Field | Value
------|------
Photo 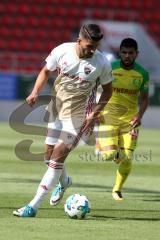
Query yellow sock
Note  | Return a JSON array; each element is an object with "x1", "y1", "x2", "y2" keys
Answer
[{"x1": 112, "y1": 160, "x2": 132, "y2": 192}]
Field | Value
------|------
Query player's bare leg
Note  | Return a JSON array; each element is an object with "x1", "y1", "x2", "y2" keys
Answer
[{"x1": 13, "y1": 142, "x2": 71, "y2": 217}]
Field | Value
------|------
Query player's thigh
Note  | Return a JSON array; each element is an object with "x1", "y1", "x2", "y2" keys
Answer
[
  {"x1": 45, "y1": 118, "x2": 62, "y2": 145},
  {"x1": 98, "y1": 124, "x2": 119, "y2": 147},
  {"x1": 58, "y1": 117, "x2": 84, "y2": 147},
  {"x1": 98, "y1": 124, "x2": 119, "y2": 160},
  {"x1": 119, "y1": 127, "x2": 140, "y2": 160}
]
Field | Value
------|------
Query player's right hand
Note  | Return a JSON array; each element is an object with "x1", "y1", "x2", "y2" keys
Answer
[{"x1": 26, "y1": 92, "x2": 38, "y2": 107}]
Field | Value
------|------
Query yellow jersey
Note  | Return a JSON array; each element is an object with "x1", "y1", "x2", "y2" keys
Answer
[{"x1": 101, "y1": 60, "x2": 149, "y2": 124}]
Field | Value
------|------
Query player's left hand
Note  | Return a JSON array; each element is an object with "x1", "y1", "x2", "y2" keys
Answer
[
  {"x1": 81, "y1": 112, "x2": 97, "y2": 134},
  {"x1": 131, "y1": 115, "x2": 141, "y2": 129},
  {"x1": 26, "y1": 91, "x2": 38, "y2": 107}
]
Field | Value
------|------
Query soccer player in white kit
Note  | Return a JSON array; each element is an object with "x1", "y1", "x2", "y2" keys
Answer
[{"x1": 13, "y1": 23, "x2": 113, "y2": 217}]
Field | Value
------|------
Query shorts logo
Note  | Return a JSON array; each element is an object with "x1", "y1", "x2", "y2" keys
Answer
[
  {"x1": 84, "y1": 67, "x2": 91, "y2": 75},
  {"x1": 67, "y1": 134, "x2": 73, "y2": 139}
]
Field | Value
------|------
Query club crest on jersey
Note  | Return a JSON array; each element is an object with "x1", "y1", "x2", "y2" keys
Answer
[
  {"x1": 84, "y1": 66, "x2": 91, "y2": 75},
  {"x1": 132, "y1": 78, "x2": 141, "y2": 87}
]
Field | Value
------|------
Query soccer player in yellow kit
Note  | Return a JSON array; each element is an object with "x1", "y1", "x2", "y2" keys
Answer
[{"x1": 98, "y1": 38, "x2": 149, "y2": 200}]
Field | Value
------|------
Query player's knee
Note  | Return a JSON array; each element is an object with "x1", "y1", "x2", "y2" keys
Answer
[
  {"x1": 101, "y1": 149, "x2": 118, "y2": 161},
  {"x1": 119, "y1": 160, "x2": 132, "y2": 174},
  {"x1": 119, "y1": 149, "x2": 133, "y2": 161},
  {"x1": 44, "y1": 144, "x2": 54, "y2": 161},
  {"x1": 118, "y1": 150, "x2": 132, "y2": 173},
  {"x1": 50, "y1": 142, "x2": 71, "y2": 162}
]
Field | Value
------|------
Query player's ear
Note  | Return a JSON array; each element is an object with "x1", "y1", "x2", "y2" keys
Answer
[{"x1": 77, "y1": 38, "x2": 81, "y2": 44}]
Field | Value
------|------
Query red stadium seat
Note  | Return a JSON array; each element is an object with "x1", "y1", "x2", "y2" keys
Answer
[
  {"x1": 82, "y1": 0, "x2": 95, "y2": 7},
  {"x1": 113, "y1": 11, "x2": 129, "y2": 21},
  {"x1": 118, "y1": 0, "x2": 130, "y2": 8},
  {"x1": 141, "y1": 11, "x2": 152, "y2": 22},
  {"x1": 154, "y1": 11, "x2": 160, "y2": 21},
  {"x1": 0, "y1": 3, "x2": 5, "y2": 14},
  {"x1": 60, "y1": 30, "x2": 71, "y2": 41},
  {"x1": 0, "y1": 63, "x2": 9, "y2": 71},
  {"x1": 149, "y1": 23, "x2": 159, "y2": 34},
  {"x1": 27, "y1": 16, "x2": 39, "y2": 27},
  {"x1": 36, "y1": 29, "x2": 48, "y2": 39},
  {"x1": 17, "y1": 4, "x2": 31, "y2": 15},
  {"x1": 104, "y1": 0, "x2": 119, "y2": 8},
  {"x1": 31, "y1": 5, "x2": 43, "y2": 15},
  {"x1": 43, "y1": 6, "x2": 54, "y2": 15},
  {"x1": 97, "y1": 0, "x2": 108, "y2": 7},
  {"x1": 23, "y1": 28, "x2": 35, "y2": 39},
  {"x1": 50, "y1": 18, "x2": 64, "y2": 28},
  {"x1": 69, "y1": 7, "x2": 81, "y2": 17},
  {"x1": 31, "y1": 41, "x2": 44, "y2": 52},
  {"x1": 48, "y1": 31, "x2": 60, "y2": 41},
  {"x1": 8, "y1": 40, "x2": 20, "y2": 51},
  {"x1": 0, "y1": 39, "x2": 7, "y2": 50},
  {"x1": 143, "y1": 0, "x2": 155, "y2": 9},
  {"x1": 12, "y1": 28, "x2": 23, "y2": 38},
  {"x1": 130, "y1": 0, "x2": 142, "y2": 9},
  {"x1": 38, "y1": 17, "x2": 51, "y2": 27},
  {"x1": 55, "y1": 7, "x2": 68, "y2": 17},
  {"x1": 69, "y1": 7, "x2": 87, "y2": 18},
  {"x1": 92, "y1": 9, "x2": 108, "y2": 19},
  {"x1": 0, "y1": 27, "x2": 10, "y2": 38},
  {"x1": 1, "y1": 16, "x2": 14, "y2": 25},
  {"x1": 70, "y1": 0, "x2": 82, "y2": 4},
  {"x1": 15, "y1": 16, "x2": 27, "y2": 26},
  {"x1": 45, "y1": 42, "x2": 56, "y2": 52},
  {"x1": 7, "y1": 4, "x2": 18, "y2": 14},
  {"x1": 19, "y1": 40, "x2": 32, "y2": 51}
]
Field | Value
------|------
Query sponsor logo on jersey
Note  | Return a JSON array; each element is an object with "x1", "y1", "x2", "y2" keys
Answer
[
  {"x1": 113, "y1": 73, "x2": 123, "y2": 76},
  {"x1": 84, "y1": 67, "x2": 91, "y2": 75},
  {"x1": 113, "y1": 87, "x2": 139, "y2": 94}
]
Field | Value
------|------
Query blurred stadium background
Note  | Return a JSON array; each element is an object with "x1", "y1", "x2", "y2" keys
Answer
[{"x1": 0, "y1": 0, "x2": 160, "y2": 125}]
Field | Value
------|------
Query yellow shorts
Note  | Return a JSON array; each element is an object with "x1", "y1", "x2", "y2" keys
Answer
[{"x1": 98, "y1": 123, "x2": 139, "y2": 160}]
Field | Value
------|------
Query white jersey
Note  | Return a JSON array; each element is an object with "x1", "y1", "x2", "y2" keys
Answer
[{"x1": 46, "y1": 42, "x2": 113, "y2": 120}]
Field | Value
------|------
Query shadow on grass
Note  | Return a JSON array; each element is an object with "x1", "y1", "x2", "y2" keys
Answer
[
  {"x1": 90, "y1": 215, "x2": 160, "y2": 221},
  {"x1": 90, "y1": 207, "x2": 160, "y2": 221},
  {"x1": 1, "y1": 206, "x2": 160, "y2": 220},
  {"x1": 1, "y1": 177, "x2": 160, "y2": 195},
  {"x1": 143, "y1": 199, "x2": 160, "y2": 202}
]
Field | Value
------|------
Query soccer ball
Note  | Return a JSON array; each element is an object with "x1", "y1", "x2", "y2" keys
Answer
[{"x1": 64, "y1": 193, "x2": 91, "y2": 219}]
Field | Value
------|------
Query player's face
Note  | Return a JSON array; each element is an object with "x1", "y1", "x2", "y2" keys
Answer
[
  {"x1": 119, "y1": 47, "x2": 138, "y2": 68},
  {"x1": 77, "y1": 38, "x2": 100, "y2": 59}
]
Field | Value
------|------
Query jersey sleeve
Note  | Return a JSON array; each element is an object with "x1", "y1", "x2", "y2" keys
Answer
[
  {"x1": 140, "y1": 70, "x2": 149, "y2": 93},
  {"x1": 45, "y1": 46, "x2": 59, "y2": 71},
  {"x1": 99, "y1": 59, "x2": 114, "y2": 85}
]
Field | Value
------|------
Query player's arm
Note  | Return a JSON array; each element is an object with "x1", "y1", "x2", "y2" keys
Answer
[
  {"x1": 26, "y1": 65, "x2": 51, "y2": 107},
  {"x1": 131, "y1": 92, "x2": 149, "y2": 128},
  {"x1": 82, "y1": 82, "x2": 112, "y2": 131},
  {"x1": 93, "y1": 82, "x2": 112, "y2": 117},
  {"x1": 131, "y1": 70, "x2": 149, "y2": 128}
]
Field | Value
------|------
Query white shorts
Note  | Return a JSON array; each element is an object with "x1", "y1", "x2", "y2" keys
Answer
[{"x1": 45, "y1": 117, "x2": 87, "y2": 146}]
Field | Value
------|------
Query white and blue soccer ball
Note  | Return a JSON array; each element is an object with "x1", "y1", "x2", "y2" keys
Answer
[{"x1": 64, "y1": 193, "x2": 91, "y2": 219}]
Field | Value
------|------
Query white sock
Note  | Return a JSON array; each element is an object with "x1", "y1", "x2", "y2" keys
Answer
[
  {"x1": 29, "y1": 160, "x2": 63, "y2": 210},
  {"x1": 59, "y1": 165, "x2": 69, "y2": 188}
]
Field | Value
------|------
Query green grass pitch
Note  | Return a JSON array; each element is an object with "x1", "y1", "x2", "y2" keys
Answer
[{"x1": 0, "y1": 122, "x2": 160, "y2": 240}]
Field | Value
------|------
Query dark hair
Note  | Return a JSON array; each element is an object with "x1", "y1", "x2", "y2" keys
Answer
[
  {"x1": 79, "y1": 24, "x2": 103, "y2": 41},
  {"x1": 120, "y1": 38, "x2": 138, "y2": 51}
]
